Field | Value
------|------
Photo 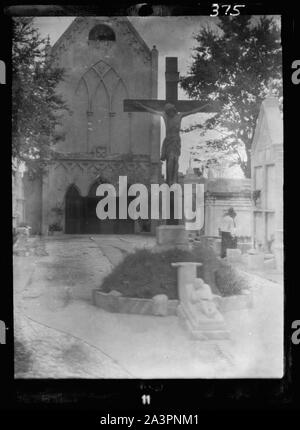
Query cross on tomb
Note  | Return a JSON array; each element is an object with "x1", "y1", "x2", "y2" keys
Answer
[
  {"x1": 124, "y1": 56, "x2": 220, "y2": 186},
  {"x1": 124, "y1": 57, "x2": 220, "y2": 119},
  {"x1": 124, "y1": 56, "x2": 220, "y2": 225}
]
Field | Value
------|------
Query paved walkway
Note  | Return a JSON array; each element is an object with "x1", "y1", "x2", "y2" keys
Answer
[{"x1": 14, "y1": 235, "x2": 283, "y2": 378}]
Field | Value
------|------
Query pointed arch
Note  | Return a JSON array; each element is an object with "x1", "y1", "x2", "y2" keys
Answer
[
  {"x1": 65, "y1": 183, "x2": 81, "y2": 197},
  {"x1": 91, "y1": 61, "x2": 128, "y2": 111},
  {"x1": 74, "y1": 59, "x2": 131, "y2": 155},
  {"x1": 73, "y1": 78, "x2": 89, "y2": 152},
  {"x1": 90, "y1": 66, "x2": 111, "y2": 108},
  {"x1": 75, "y1": 76, "x2": 89, "y2": 97},
  {"x1": 111, "y1": 77, "x2": 129, "y2": 105},
  {"x1": 89, "y1": 79, "x2": 110, "y2": 150},
  {"x1": 110, "y1": 78, "x2": 131, "y2": 154},
  {"x1": 88, "y1": 177, "x2": 107, "y2": 197}
]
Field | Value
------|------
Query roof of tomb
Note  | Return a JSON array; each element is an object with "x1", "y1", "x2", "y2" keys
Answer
[
  {"x1": 251, "y1": 96, "x2": 283, "y2": 154},
  {"x1": 206, "y1": 178, "x2": 251, "y2": 194}
]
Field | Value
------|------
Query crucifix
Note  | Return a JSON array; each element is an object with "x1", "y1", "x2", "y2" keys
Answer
[{"x1": 124, "y1": 57, "x2": 220, "y2": 186}]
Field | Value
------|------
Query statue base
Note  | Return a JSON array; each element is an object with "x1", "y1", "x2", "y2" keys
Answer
[
  {"x1": 156, "y1": 224, "x2": 189, "y2": 249},
  {"x1": 177, "y1": 304, "x2": 230, "y2": 340}
]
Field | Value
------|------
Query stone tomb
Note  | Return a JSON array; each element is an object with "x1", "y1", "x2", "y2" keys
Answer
[
  {"x1": 177, "y1": 165, "x2": 252, "y2": 256},
  {"x1": 172, "y1": 262, "x2": 230, "y2": 340},
  {"x1": 156, "y1": 224, "x2": 188, "y2": 249},
  {"x1": 251, "y1": 95, "x2": 283, "y2": 271}
]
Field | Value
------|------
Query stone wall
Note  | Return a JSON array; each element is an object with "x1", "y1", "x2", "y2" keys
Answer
[
  {"x1": 33, "y1": 17, "x2": 162, "y2": 235},
  {"x1": 51, "y1": 17, "x2": 160, "y2": 161},
  {"x1": 41, "y1": 156, "x2": 160, "y2": 234}
]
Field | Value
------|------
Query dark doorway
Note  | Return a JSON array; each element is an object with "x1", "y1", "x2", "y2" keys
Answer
[
  {"x1": 81, "y1": 180, "x2": 135, "y2": 234},
  {"x1": 65, "y1": 181, "x2": 137, "y2": 234},
  {"x1": 115, "y1": 197, "x2": 135, "y2": 234},
  {"x1": 65, "y1": 185, "x2": 83, "y2": 234}
]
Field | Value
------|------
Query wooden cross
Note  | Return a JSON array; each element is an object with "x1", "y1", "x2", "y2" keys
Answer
[{"x1": 124, "y1": 57, "x2": 220, "y2": 115}]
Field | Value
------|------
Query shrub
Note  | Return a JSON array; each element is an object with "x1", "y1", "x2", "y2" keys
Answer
[
  {"x1": 215, "y1": 260, "x2": 249, "y2": 296},
  {"x1": 100, "y1": 242, "x2": 247, "y2": 299}
]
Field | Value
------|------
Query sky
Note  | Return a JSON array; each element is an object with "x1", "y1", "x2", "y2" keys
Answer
[{"x1": 34, "y1": 16, "x2": 243, "y2": 176}]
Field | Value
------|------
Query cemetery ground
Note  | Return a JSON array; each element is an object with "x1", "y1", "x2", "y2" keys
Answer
[{"x1": 14, "y1": 235, "x2": 283, "y2": 378}]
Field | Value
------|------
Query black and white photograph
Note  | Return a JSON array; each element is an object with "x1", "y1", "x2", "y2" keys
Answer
[{"x1": 11, "y1": 8, "x2": 284, "y2": 380}]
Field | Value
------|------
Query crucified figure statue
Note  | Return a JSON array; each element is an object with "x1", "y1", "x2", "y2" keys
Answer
[{"x1": 135, "y1": 101, "x2": 209, "y2": 185}]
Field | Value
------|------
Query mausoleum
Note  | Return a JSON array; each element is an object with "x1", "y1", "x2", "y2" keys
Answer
[{"x1": 251, "y1": 95, "x2": 283, "y2": 269}]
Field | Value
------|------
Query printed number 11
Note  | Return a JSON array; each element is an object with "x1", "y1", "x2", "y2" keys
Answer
[{"x1": 142, "y1": 394, "x2": 151, "y2": 405}]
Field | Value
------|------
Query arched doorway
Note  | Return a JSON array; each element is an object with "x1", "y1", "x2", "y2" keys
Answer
[
  {"x1": 83, "y1": 179, "x2": 135, "y2": 234},
  {"x1": 65, "y1": 185, "x2": 83, "y2": 234},
  {"x1": 65, "y1": 180, "x2": 136, "y2": 234},
  {"x1": 83, "y1": 179, "x2": 105, "y2": 234}
]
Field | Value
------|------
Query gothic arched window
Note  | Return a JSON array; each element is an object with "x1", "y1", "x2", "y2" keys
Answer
[{"x1": 88, "y1": 24, "x2": 116, "y2": 42}]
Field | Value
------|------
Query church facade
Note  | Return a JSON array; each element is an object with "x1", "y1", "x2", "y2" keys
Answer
[{"x1": 26, "y1": 17, "x2": 161, "y2": 235}]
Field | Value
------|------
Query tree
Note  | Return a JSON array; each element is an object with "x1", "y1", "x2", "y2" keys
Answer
[
  {"x1": 180, "y1": 15, "x2": 282, "y2": 178},
  {"x1": 12, "y1": 18, "x2": 67, "y2": 176}
]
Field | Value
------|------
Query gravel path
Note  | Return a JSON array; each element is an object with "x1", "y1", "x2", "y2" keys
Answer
[
  {"x1": 15, "y1": 313, "x2": 132, "y2": 378},
  {"x1": 14, "y1": 237, "x2": 133, "y2": 378}
]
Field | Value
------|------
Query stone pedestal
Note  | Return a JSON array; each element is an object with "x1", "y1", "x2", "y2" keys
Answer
[
  {"x1": 171, "y1": 262, "x2": 202, "y2": 301},
  {"x1": 171, "y1": 263, "x2": 230, "y2": 340},
  {"x1": 246, "y1": 250, "x2": 265, "y2": 270},
  {"x1": 156, "y1": 224, "x2": 189, "y2": 248},
  {"x1": 177, "y1": 303, "x2": 230, "y2": 340}
]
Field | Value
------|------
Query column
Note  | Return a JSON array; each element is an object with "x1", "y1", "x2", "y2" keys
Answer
[{"x1": 150, "y1": 46, "x2": 160, "y2": 164}]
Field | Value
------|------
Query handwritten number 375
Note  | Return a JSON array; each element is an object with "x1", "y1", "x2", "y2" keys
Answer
[{"x1": 210, "y1": 4, "x2": 245, "y2": 16}]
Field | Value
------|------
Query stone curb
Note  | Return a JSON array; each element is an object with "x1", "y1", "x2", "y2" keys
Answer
[
  {"x1": 92, "y1": 290, "x2": 253, "y2": 316},
  {"x1": 93, "y1": 290, "x2": 179, "y2": 316}
]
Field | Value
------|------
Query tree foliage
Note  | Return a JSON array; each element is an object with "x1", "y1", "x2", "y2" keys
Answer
[
  {"x1": 180, "y1": 15, "x2": 282, "y2": 178},
  {"x1": 12, "y1": 18, "x2": 67, "y2": 176}
]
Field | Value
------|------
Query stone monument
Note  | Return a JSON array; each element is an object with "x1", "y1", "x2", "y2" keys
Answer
[
  {"x1": 172, "y1": 262, "x2": 230, "y2": 340},
  {"x1": 124, "y1": 56, "x2": 220, "y2": 248},
  {"x1": 251, "y1": 94, "x2": 283, "y2": 271}
]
